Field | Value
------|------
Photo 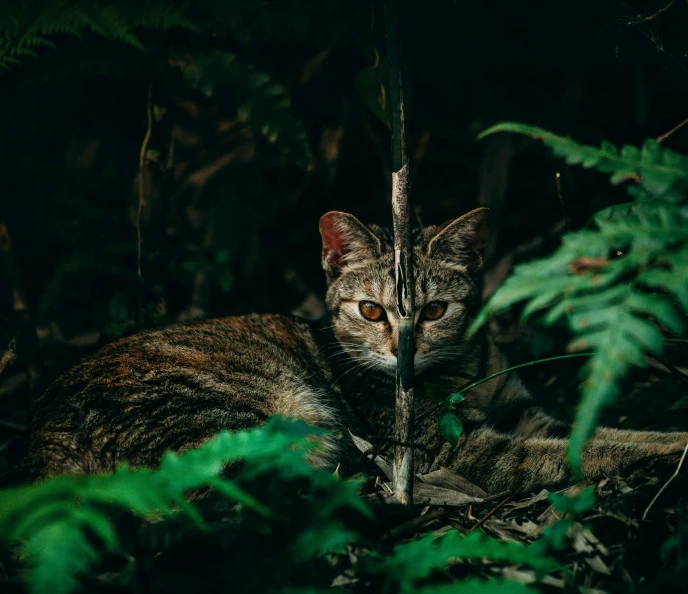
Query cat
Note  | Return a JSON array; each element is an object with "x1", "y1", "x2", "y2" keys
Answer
[{"x1": 22, "y1": 208, "x2": 688, "y2": 494}]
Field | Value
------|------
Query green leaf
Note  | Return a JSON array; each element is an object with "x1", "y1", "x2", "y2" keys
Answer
[
  {"x1": 374, "y1": 530, "x2": 556, "y2": 590},
  {"x1": 469, "y1": 195, "x2": 688, "y2": 476},
  {"x1": 671, "y1": 395, "x2": 688, "y2": 410},
  {"x1": 477, "y1": 122, "x2": 688, "y2": 203},
  {"x1": 549, "y1": 487, "x2": 595, "y2": 515},
  {"x1": 439, "y1": 413, "x2": 463, "y2": 445},
  {"x1": 0, "y1": 417, "x2": 370, "y2": 594},
  {"x1": 449, "y1": 392, "x2": 465, "y2": 404},
  {"x1": 541, "y1": 519, "x2": 573, "y2": 551},
  {"x1": 417, "y1": 579, "x2": 536, "y2": 594},
  {"x1": 0, "y1": 2, "x2": 200, "y2": 72},
  {"x1": 173, "y1": 48, "x2": 312, "y2": 167}
]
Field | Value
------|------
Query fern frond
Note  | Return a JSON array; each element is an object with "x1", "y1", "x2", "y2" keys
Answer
[
  {"x1": 373, "y1": 530, "x2": 556, "y2": 592},
  {"x1": 0, "y1": 1, "x2": 199, "y2": 72},
  {"x1": 415, "y1": 579, "x2": 536, "y2": 594},
  {"x1": 172, "y1": 48, "x2": 312, "y2": 167},
  {"x1": 478, "y1": 122, "x2": 688, "y2": 202},
  {"x1": 471, "y1": 199, "x2": 688, "y2": 474},
  {"x1": 0, "y1": 417, "x2": 367, "y2": 594}
]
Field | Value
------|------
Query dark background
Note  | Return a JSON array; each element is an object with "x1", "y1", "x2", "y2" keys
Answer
[{"x1": 2, "y1": 0, "x2": 688, "y2": 470}]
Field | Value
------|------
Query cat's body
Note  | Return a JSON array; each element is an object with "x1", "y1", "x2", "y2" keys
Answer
[{"x1": 22, "y1": 209, "x2": 688, "y2": 494}]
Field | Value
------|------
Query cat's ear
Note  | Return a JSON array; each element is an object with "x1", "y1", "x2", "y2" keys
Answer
[
  {"x1": 426, "y1": 207, "x2": 490, "y2": 272},
  {"x1": 320, "y1": 211, "x2": 381, "y2": 279}
]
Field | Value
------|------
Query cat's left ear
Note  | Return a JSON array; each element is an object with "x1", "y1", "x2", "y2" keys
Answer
[
  {"x1": 319, "y1": 211, "x2": 381, "y2": 281},
  {"x1": 426, "y1": 207, "x2": 490, "y2": 271}
]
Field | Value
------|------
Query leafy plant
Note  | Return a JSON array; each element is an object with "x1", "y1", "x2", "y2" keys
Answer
[
  {"x1": 542, "y1": 487, "x2": 597, "y2": 550},
  {"x1": 471, "y1": 122, "x2": 688, "y2": 474},
  {"x1": 181, "y1": 248, "x2": 234, "y2": 293},
  {"x1": 0, "y1": 0, "x2": 199, "y2": 71},
  {"x1": 1, "y1": 412, "x2": 568, "y2": 594},
  {"x1": 370, "y1": 530, "x2": 556, "y2": 592},
  {"x1": 477, "y1": 122, "x2": 688, "y2": 203},
  {"x1": 426, "y1": 382, "x2": 464, "y2": 445},
  {"x1": 171, "y1": 47, "x2": 312, "y2": 167},
  {"x1": 0, "y1": 417, "x2": 369, "y2": 594}
]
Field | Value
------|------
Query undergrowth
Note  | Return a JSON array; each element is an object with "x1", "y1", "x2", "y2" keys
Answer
[
  {"x1": 0, "y1": 0, "x2": 312, "y2": 168},
  {"x1": 0, "y1": 417, "x2": 560, "y2": 594},
  {"x1": 471, "y1": 122, "x2": 688, "y2": 474},
  {"x1": 2, "y1": 3, "x2": 688, "y2": 593}
]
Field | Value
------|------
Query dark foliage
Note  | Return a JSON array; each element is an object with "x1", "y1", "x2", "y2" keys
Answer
[{"x1": 1, "y1": 1, "x2": 688, "y2": 593}]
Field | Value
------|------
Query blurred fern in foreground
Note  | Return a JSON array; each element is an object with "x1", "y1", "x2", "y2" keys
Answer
[
  {"x1": 0, "y1": 416, "x2": 556, "y2": 594},
  {"x1": 472, "y1": 122, "x2": 688, "y2": 474},
  {"x1": 0, "y1": 418, "x2": 367, "y2": 594}
]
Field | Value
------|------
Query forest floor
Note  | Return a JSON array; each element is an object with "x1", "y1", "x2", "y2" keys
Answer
[{"x1": 2, "y1": 317, "x2": 688, "y2": 593}]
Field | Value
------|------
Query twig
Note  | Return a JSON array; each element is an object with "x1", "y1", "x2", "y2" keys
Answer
[
  {"x1": 626, "y1": 0, "x2": 676, "y2": 25},
  {"x1": 0, "y1": 343, "x2": 18, "y2": 381},
  {"x1": 137, "y1": 82, "x2": 154, "y2": 281},
  {"x1": 468, "y1": 493, "x2": 514, "y2": 533},
  {"x1": 642, "y1": 441, "x2": 688, "y2": 521},
  {"x1": 656, "y1": 118, "x2": 688, "y2": 143},
  {"x1": 385, "y1": 0, "x2": 415, "y2": 506},
  {"x1": 387, "y1": 508, "x2": 449, "y2": 541},
  {"x1": 650, "y1": 354, "x2": 688, "y2": 387},
  {"x1": 475, "y1": 490, "x2": 511, "y2": 504},
  {"x1": 555, "y1": 172, "x2": 570, "y2": 231}
]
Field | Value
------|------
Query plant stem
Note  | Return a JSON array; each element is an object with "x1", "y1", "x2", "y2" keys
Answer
[
  {"x1": 385, "y1": 0, "x2": 414, "y2": 506},
  {"x1": 455, "y1": 353, "x2": 593, "y2": 398}
]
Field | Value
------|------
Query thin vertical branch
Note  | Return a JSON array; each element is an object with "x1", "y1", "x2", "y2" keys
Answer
[
  {"x1": 555, "y1": 172, "x2": 570, "y2": 231},
  {"x1": 137, "y1": 83, "x2": 153, "y2": 281},
  {"x1": 385, "y1": 0, "x2": 415, "y2": 505}
]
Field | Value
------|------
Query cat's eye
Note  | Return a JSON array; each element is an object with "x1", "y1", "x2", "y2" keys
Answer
[
  {"x1": 422, "y1": 301, "x2": 448, "y2": 321},
  {"x1": 359, "y1": 301, "x2": 386, "y2": 322}
]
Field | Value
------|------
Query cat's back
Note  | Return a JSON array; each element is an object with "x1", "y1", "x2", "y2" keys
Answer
[{"x1": 24, "y1": 314, "x2": 340, "y2": 480}]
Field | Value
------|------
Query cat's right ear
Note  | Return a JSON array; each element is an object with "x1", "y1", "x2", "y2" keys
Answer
[{"x1": 319, "y1": 212, "x2": 381, "y2": 280}]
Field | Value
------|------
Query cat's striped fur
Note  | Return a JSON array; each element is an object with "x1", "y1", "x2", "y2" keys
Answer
[{"x1": 22, "y1": 209, "x2": 688, "y2": 493}]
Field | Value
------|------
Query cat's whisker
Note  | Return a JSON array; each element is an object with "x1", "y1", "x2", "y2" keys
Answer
[
  {"x1": 347, "y1": 361, "x2": 378, "y2": 384},
  {"x1": 324, "y1": 349, "x2": 367, "y2": 362}
]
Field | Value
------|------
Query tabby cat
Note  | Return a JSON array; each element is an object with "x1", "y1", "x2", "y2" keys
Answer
[{"x1": 23, "y1": 208, "x2": 688, "y2": 494}]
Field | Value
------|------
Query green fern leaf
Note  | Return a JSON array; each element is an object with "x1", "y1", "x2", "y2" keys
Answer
[
  {"x1": 0, "y1": 417, "x2": 366, "y2": 594},
  {"x1": 0, "y1": 1, "x2": 199, "y2": 72},
  {"x1": 416, "y1": 579, "x2": 536, "y2": 594},
  {"x1": 374, "y1": 530, "x2": 556, "y2": 591},
  {"x1": 471, "y1": 201, "x2": 688, "y2": 475},
  {"x1": 478, "y1": 122, "x2": 688, "y2": 202},
  {"x1": 172, "y1": 48, "x2": 312, "y2": 167}
]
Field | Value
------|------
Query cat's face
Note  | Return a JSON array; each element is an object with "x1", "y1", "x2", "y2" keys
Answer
[{"x1": 320, "y1": 208, "x2": 489, "y2": 377}]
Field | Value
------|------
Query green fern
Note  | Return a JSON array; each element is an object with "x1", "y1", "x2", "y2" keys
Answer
[
  {"x1": 0, "y1": 417, "x2": 368, "y2": 594},
  {"x1": 171, "y1": 48, "x2": 312, "y2": 167},
  {"x1": 477, "y1": 122, "x2": 688, "y2": 203},
  {"x1": 472, "y1": 123, "x2": 688, "y2": 474},
  {"x1": 372, "y1": 530, "x2": 556, "y2": 592},
  {"x1": 414, "y1": 581, "x2": 535, "y2": 594},
  {"x1": 0, "y1": 1, "x2": 199, "y2": 71}
]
